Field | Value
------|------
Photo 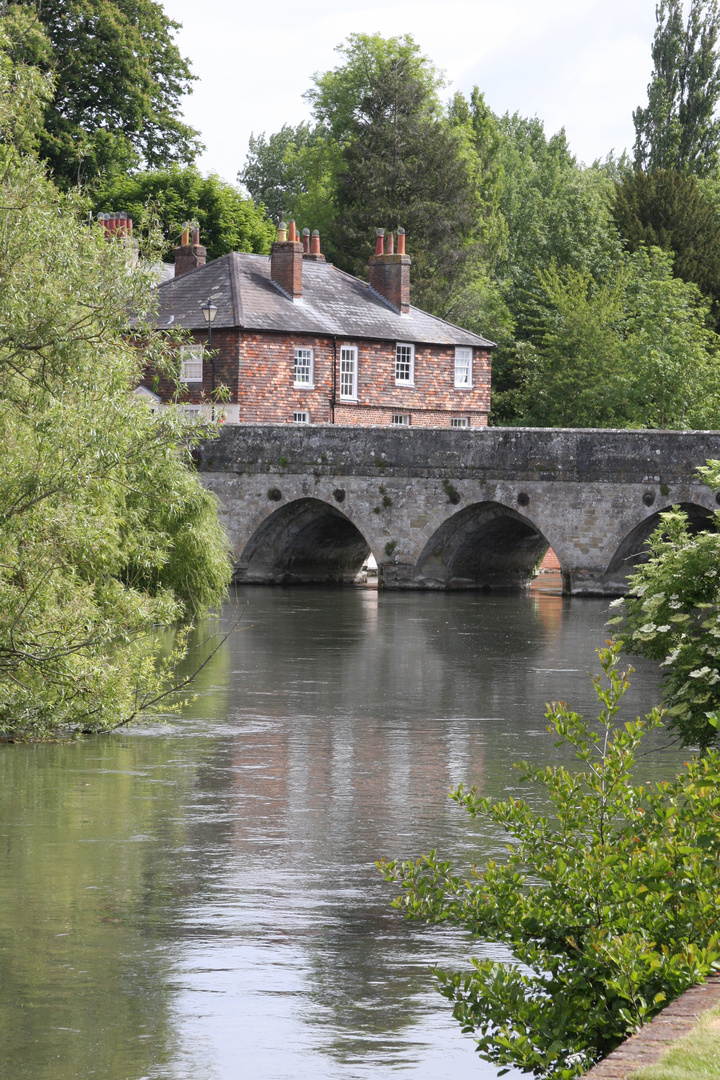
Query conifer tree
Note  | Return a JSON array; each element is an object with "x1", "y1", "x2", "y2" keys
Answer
[{"x1": 633, "y1": 0, "x2": 720, "y2": 174}]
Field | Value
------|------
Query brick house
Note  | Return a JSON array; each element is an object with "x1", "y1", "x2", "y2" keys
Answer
[{"x1": 147, "y1": 222, "x2": 494, "y2": 427}]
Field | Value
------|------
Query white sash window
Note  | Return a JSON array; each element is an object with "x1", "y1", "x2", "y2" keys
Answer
[
  {"x1": 395, "y1": 343, "x2": 415, "y2": 385},
  {"x1": 180, "y1": 344, "x2": 203, "y2": 383},
  {"x1": 294, "y1": 347, "x2": 314, "y2": 387},
  {"x1": 339, "y1": 346, "x2": 358, "y2": 400},
  {"x1": 454, "y1": 347, "x2": 472, "y2": 388}
]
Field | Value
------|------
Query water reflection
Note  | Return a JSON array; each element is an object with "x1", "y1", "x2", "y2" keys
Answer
[{"x1": 0, "y1": 588, "x2": 684, "y2": 1080}]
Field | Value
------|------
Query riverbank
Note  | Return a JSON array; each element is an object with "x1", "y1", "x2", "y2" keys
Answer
[{"x1": 584, "y1": 977, "x2": 720, "y2": 1079}]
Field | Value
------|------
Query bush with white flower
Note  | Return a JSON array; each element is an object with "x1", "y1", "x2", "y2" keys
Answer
[{"x1": 610, "y1": 461, "x2": 720, "y2": 749}]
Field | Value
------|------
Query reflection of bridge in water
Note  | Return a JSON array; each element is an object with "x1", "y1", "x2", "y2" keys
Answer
[{"x1": 197, "y1": 425, "x2": 720, "y2": 596}]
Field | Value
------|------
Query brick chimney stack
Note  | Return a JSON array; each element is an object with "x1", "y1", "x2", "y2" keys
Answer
[
  {"x1": 174, "y1": 224, "x2": 207, "y2": 277},
  {"x1": 270, "y1": 220, "x2": 303, "y2": 298},
  {"x1": 369, "y1": 226, "x2": 410, "y2": 313}
]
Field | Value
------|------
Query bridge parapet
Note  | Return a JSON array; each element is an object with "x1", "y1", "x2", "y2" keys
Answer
[
  {"x1": 197, "y1": 425, "x2": 720, "y2": 596},
  {"x1": 198, "y1": 424, "x2": 720, "y2": 486}
]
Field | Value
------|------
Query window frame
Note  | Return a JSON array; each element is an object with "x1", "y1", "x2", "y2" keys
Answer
[
  {"x1": 292, "y1": 410, "x2": 310, "y2": 424},
  {"x1": 454, "y1": 346, "x2": 473, "y2": 389},
  {"x1": 451, "y1": 417, "x2": 469, "y2": 428},
  {"x1": 293, "y1": 346, "x2": 314, "y2": 388},
  {"x1": 395, "y1": 342, "x2": 415, "y2": 386},
  {"x1": 180, "y1": 343, "x2": 203, "y2": 384},
  {"x1": 391, "y1": 413, "x2": 411, "y2": 426},
  {"x1": 339, "y1": 345, "x2": 358, "y2": 401}
]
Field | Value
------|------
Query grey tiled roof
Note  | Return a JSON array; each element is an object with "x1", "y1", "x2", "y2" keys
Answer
[{"x1": 152, "y1": 252, "x2": 494, "y2": 348}]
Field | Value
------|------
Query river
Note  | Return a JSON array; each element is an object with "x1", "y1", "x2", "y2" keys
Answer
[{"x1": 0, "y1": 586, "x2": 689, "y2": 1080}]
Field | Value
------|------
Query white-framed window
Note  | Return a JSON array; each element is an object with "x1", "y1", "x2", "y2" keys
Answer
[
  {"x1": 294, "y1": 347, "x2": 314, "y2": 387},
  {"x1": 392, "y1": 413, "x2": 410, "y2": 426},
  {"x1": 339, "y1": 345, "x2": 358, "y2": 400},
  {"x1": 454, "y1": 347, "x2": 473, "y2": 388},
  {"x1": 180, "y1": 343, "x2": 203, "y2": 383},
  {"x1": 395, "y1": 343, "x2": 414, "y2": 385},
  {"x1": 293, "y1": 410, "x2": 310, "y2": 424},
  {"x1": 451, "y1": 417, "x2": 469, "y2": 428},
  {"x1": 184, "y1": 404, "x2": 202, "y2": 418}
]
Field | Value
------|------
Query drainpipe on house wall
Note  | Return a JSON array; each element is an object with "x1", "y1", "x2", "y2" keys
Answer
[{"x1": 330, "y1": 337, "x2": 337, "y2": 424}]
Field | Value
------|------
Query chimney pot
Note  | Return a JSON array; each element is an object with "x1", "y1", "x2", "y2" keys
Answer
[
  {"x1": 397, "y1": 227, "x2": 405, "y2": 255},
  {"x1": 302, "y1": 228, "x2": 310, "y2": 254},
  {"x1": 304, "y1": 229, "x2": 325, "y2": 261},
  {"x1": 181, "y1": 226, "x2": 189, "y2": 246},
  {"x1": 388, "y1": 232, "x2": 394, "y2": 254},
  {"x1": 375, "y1": 228, "x2": 385, "y2": 256},
  {"x1": 192, "y1": 227, "x2": 200, "y2": 245},
  {"x1": 288, "y1": 220, "x2": 297, "y2": 242},
  {"x1": 278, "y1": 221, "x2": 287, "y2": 243}
]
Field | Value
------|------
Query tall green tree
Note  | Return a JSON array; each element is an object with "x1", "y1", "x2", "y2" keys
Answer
[
  {"x1": 309, "y1": 34, "x2": 479, "y2": 301},
  {"x1": 7, "y1": 0, "x2": 201, "y2": 186},
  {"x1": 0, "y1": 17, "x2": 232, "y2": 740},
  {"x1": 92, "y1": 166, "x2": 276, "y2": 260},
  {"x1": 239, "y1": 121, "x2": 340, "y2": 245},
  {"x1": 473, "y1": 112, "x2": 621, "y2": 423},
  {"x1": 514, "y1": 247, "x2": 720, "y2": 429},
  {"x1": 612, "y1": 168, "x2": 720, "y2": 320},
  {"x1": 633, "y1": 0, "x2": 720, "y2": 174}
]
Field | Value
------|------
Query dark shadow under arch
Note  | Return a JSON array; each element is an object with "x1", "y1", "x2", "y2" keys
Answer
[
  {"x1": 414, "y1": 502, "x2": 550, "y2": 590},
  {"x1": 236, "y1": 498, "x2": 371, "y2": 585},
  {"x1": 606, "y1": 502, "x2": 717, "y2": 591}
]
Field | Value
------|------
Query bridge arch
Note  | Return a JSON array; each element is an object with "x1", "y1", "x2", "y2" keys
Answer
[
  {"x1": 605, "y1": 502, "x2": 717, "y2": 591},
  {"x1": 235, "y1": 497, "x2": 372, "y2": 585},
  {"x1": 413, "y1": 501, "x2": 551, "y2": 589}
]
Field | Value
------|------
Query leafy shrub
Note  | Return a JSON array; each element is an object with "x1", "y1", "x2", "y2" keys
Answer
[{"x1": 380, "y1": 643, "x2": 720, "y2": 1078}]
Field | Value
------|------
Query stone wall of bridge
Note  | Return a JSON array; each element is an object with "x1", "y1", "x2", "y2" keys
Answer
[{"x1": 196, "y1": 425, "x2": 720, "y2": 595}]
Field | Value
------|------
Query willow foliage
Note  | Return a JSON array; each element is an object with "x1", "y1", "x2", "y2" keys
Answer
[{"x1": 0, "y1": 22, "x2": 232, "y2": 740}]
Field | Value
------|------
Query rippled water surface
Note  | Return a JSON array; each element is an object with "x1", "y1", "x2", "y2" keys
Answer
[{"x1": 0, "y1": 587, "x2": 688, "y2": 1080}]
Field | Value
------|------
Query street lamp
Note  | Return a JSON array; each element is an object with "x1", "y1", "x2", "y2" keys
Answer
[{"x1": 201, "y1": 298, "x2": 218, "y2": 419}]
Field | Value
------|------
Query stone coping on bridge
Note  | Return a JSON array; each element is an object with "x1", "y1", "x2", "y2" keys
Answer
[
  {"x1": 582, "y1": 975, "x2": 720, "y2": 1078},
  {"x1": 199, "y1": 424, "x2": 720, "y2": 486}
]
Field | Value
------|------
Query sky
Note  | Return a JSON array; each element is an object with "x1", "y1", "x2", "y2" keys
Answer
[{"x1": 161, "y1": 0, "x2": 661, "y2": 185}]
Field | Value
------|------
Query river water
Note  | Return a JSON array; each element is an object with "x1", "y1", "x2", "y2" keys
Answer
[{"x1": 0, "y1": 586, "x2": 689, "y2": 1080}]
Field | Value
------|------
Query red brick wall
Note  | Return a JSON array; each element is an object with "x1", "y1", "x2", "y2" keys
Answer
[
  {"x1": 237, "y1": 331, "x2": 491, "y2": 426},
  {"x1": 145, "y1": 328, "x2": 491, "y2": 427},
  {"x1": 144, "y1": 327, "x2": 241, "y2": 405}
]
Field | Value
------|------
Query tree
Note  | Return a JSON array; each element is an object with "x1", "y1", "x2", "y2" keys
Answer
[
  {"x1": 513, "y1": 247, "x2": 720, "y2": 429},
  {"x1": 310, "y1": 34, "x2": 479, "y2": 301},
  {"x1": 471, "y1": 112, "x2": 621, "y2": 423},
  {"x1": 238, "y1": 35, "x2": 481, "y2": 307},
  {"x1": 381, "y1": 643, "x2": 720, "y2": 1078},
  {"x1": 611, "y1": 462, "x2": 720, "y2": 750},
  {"x1": 92, "y1": 166, "x2": 276, "y2": 260},
  {"x1": 0, "y1": 19, "x2": 232, "y2": 740},
  {"x1": 633, "y1": 0, "x2": 720, "y2": 175},
  {"x1": 239, "y1": 122, "x2": 335, "y2": 228},
  {"x1": 612, "y1": 168, "x2": 720, "y2": 321},
  {"x1": 7, "y1": 0, "x2": 201, "y2": 186}
]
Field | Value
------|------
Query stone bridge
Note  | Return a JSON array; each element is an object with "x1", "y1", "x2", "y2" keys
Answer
[{"x1": 196, "y1": 425, "x2": 720, "y2": 595}]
